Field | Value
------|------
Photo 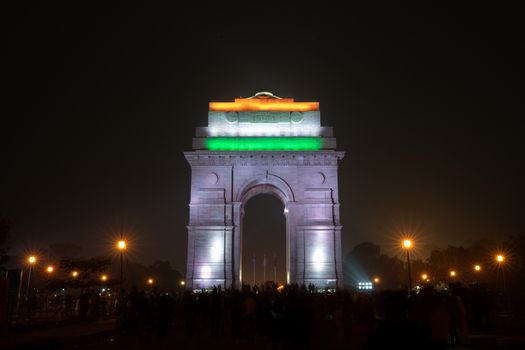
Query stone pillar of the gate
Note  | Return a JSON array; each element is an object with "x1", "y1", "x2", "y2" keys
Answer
[
  {"x1": 186, "y1": 224, "x2": 233, "y2": 290},
  {"x1": 294, "y1": 205, "x2": 343, "y2": 289},
  {"x1": 185, "y1": 166, "x2": 235, "y2": 289},
  {"x1": 231, "y1": 201, "x2": 242, "y2": 289}
]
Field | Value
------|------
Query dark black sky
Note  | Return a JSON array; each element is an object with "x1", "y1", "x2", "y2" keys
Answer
[{"x1": 3, "y1": 3, "x2": 523, "y2": 273}]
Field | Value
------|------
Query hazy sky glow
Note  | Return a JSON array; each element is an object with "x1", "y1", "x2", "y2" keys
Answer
[{"x1": 3, "y1": 3, "x2": 523, "y2": 272}]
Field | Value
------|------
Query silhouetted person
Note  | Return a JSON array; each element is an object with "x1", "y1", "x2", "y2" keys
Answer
[
  {"x1": 181, "y1": 290, "x2": 194, "y2": 338},
  {"x1": 115, "y1": 289, "x2": 128, "y2": 331},
  {"x1": 228, "y1": 290, "x2": 243, "y2": 339},
  {"x1": 449, "y1": 285, "x2": 470, "y2": 346},
  {"x1": 210, "y1": 285, "x2": 221, "y2": 337},
  {"x1": 155, "y1": 293, "x2": 173, "y2": 337},
  {"x1": 243, "y1": 292, "x2": 257, "y2": 339},
  {"x1": 91, "y1": 292, "x2": 101, "y2": 319},
  {"x1": 79, "y1": 290, "x2": 91, "y2": 321},
  {"x1": 126, "y1": 285, "x2": 140, "y2": 333}
]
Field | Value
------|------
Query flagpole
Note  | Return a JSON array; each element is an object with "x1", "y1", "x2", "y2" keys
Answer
[
  {"x1": 263, "y1": 254, "x2": 267, "y2": 283},
  {"x1": 273, "y1": 253, "x2": 277, "y2": 283},
  {"x1": 252, "y1": 254, "x2": 256, "y2": 286}
]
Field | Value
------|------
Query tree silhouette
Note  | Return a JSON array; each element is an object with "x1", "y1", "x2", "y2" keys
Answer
[
  {"x1": 49, "y1": 257, "x2": 114, "y2": 292},
  {"x1": 0, "y1": 214, "x2": 10, "y2": 268},
  {"x1": 345, "y1": 242, "x2": 405, "y2": 289}
]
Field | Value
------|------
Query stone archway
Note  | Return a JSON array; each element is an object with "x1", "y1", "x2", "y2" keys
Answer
[
  {"x1": 236, "y1": 176, "x2": 293, "y2": 286},
  {"x1": 184, "y1": 93, "x2": 344, "y2": 290},
  {"x1": 237, "y1": 173, "x2": 295, "y2": 203},
  {"x1": 238, "y1": 184, "x2": 288, "y2": 286}
]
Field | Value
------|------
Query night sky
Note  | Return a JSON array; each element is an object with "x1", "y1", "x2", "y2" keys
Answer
[{"x1": 4, "y1": 3, "x2": 523, "y2": 276}]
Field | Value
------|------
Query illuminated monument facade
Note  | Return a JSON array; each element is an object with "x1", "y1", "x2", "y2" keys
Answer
[{"x1": 185, "y1": 92, "x2": 344, "y2": 289}]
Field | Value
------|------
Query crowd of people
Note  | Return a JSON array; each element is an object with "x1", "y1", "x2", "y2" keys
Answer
[
  {"x1": 13, "y1": 279, "x2": 507, "y2": 349},
  {"x1": 101, "y1": 282, "x2": 504, "y2": 349}
]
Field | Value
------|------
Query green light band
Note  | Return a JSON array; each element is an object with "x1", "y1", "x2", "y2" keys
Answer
[{"x1": 205, "y1": 137, "x2": 322, "y2": 151}]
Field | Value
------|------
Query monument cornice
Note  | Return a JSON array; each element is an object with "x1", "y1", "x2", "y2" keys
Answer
[{"x1": 184, "y1": 150, "x2": 345, "y2": 167}]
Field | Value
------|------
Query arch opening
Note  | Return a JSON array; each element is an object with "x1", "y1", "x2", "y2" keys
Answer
[{"x1": 240, "y1": 186, "x2": 288, "y2": 287}]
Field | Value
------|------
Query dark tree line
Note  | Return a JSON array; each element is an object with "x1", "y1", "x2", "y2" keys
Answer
[
  {"x1": 0, "y1": 214, "x2": 10, "y2": 269},
  {"x1": 344, "y1": 235, "x2": 525, "y2": 309}
]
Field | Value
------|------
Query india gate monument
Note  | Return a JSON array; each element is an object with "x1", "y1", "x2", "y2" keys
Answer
[{"x1": 184, "y1": 92, "x2": 344, "y2": 290}]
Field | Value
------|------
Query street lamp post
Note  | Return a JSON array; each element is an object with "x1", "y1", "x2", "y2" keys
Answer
[
  {"x1": 117, "y1": 240, "x2": 126, "y2": 294},
  {"x1": 473, "y1": 264, "x2": 481, "y2": 283},
  {"x1": 403, "y1": 239, "x2": 413, "y2": 293},
  {"x1": 495, "y1": 254, "x2": 508, "y2": 313},
  {"x1": 15, "y1": 269, "x2": 24, "y2": 321},
  {"x1": 26, "y1": 256, "x2": 36, "y2": 298},
  {"x1": 45, "y1": 266, "x2": 54, "y2": 319},
  {"x1": 450, "y1": 270, "x2": 457, "y2": 281},
  {"x1": 496, "y1": 254, "x2": 506, "y2": 293},
  {"x1": 19, "y1": 255, "x2": 37, "y2": 321}
]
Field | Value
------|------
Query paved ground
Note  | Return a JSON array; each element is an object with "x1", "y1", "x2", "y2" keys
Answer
[
  {"x1": 2, "y1": 319, "x2": 524, "y2": 350},
  {"x1": 0, "y1": 319, "x2": 116, "y2": 349},
  {"x1": 76, "y1": 332, "x2": 525, "y2": 350}
]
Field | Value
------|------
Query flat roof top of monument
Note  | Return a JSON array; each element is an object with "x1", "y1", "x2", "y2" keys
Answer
[{"x1": 209, "y1": 92, "x2": 319, "y2": 112}]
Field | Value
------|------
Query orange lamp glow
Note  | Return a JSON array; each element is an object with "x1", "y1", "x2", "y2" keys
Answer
[
  {"x1": 147, "y1": 278, "x2": 154, "y2": 285},
  {"x1": 117, "y1": 240, "x2": 127, "y2": 250},
  {"x1": 421, "y1": 274, "x2": 428, "y2": 280},
  {"x1": 72, "y1": 271, "x2": 79, "y2": 277},
  {"x1": 373, "y1": 277, "x2": 380, "y2": 283},
  {"x1": 403, "y1": 239, "x2": 412, "y2": 249},
  {"x1": 210, "y1": 97, "x2": 319, "y2": 112},
  {"x1": 101, "y1": 275, "x2": 108, "y2": 281},
  {"x1": 46, "y1": 266, "x2": 54, "y2": 273},
  {"x1": 496, "y1": 254, "x2": 504, "y2": 263},
  {"x1": 450, "y1": 270, "x2": 456, "y2": 277},
  {"x1": 474, "y1": 265, "x2": 481, "y2": 271},
  {"x1": 28, "y1": 256, "x2": 37, "y2": 264}
]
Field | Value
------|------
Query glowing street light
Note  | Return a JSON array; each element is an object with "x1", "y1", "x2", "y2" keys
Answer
[
  {"x1": 373, "y1": 277, "x2": 380, "y2": 283},
  {"x1": 46, "y1": 266, "x2": 54, "y2": 273},
  {"x1": 495, "y1": 253, "x2": 506, "y2": 293},
  {"x1": 474, "y1": 265, "x2": 481, "y2": 272},
  {"x1": 17, "y1": 255, "x2": 37, "y2": 318},
  {"x1": 26, "y1": 255, "x2": 37, "y2": 298},
  {"x1": 402, "y1": 239, "x2": 413, "y2": 292},
  {"x1": 72, "y1": 271, "x2": 79, "y2": 277},
  {"x1": 116, "y1": 239, "x2": 127, "y2": 295},
  {"x1": 117, "y1": 240, "x2": 127, "y2": 250},
  {"x1": 147, "y1": 278, "x2": 154, "y2": 285},
  {"x1": 450, "y1": 270, "x2": 456, "y2": 277},
  {"x1": 421, "y1": 273, "x2": 428, "y2": 281},
  {"x1": 101, "y1": 274, "x2": 108, "y2": 282},
  {"x1": 180, "y1": 280, "x2": 185, "y2": 286}
]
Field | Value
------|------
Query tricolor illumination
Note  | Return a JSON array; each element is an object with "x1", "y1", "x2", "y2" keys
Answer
[
  {"x1": 206, "y1": 137, "x2": 322, "y2": 151},
  {"x1": 210, "y1": 98, "x2": 318, "y2": 112},
  {"x1": 207, "y1": 124, "x2": 320, "y2": 137}
]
